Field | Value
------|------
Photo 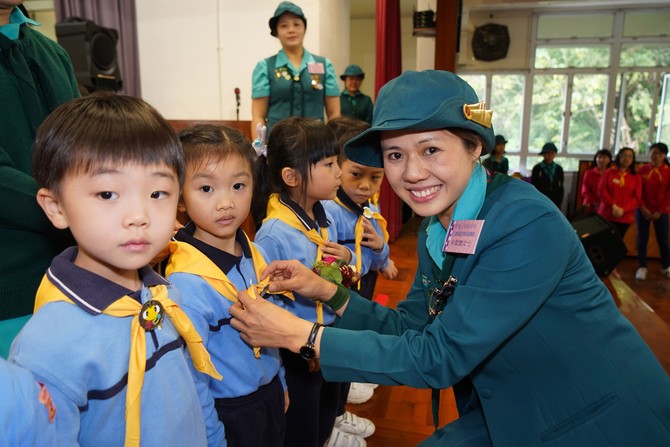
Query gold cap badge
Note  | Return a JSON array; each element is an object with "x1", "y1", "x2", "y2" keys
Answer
[{"x1": 463, "y1": 101, "x2": 493, "y2": 128}]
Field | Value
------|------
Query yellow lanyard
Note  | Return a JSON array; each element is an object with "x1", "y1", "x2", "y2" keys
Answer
[{"x1": 34, "y1": 276, "x2": 221, "y2": 447}]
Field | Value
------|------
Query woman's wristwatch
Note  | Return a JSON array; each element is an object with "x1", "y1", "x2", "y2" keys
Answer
[{"x1": 299, "y1": 322, "x2": 323, "y2": 360}]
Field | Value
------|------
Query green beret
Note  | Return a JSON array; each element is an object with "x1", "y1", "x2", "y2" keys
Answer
[
  {"x1": 340, "y1": 64, "x2": 365, "y2": 80},
  {"x1": 269, "y1": 1, "x2": 307, "y2": 37},
  {"x1": 344, "y1": 70, "x2": 495, "y2": 168}
]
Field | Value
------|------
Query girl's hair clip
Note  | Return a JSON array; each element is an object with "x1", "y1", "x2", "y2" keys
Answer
[{"x1": 252, "y1": 123, "x2": 268, "y2": 158}]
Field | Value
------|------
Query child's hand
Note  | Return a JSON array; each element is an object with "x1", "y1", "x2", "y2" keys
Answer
[
  {"x1": 321, "y1": 241, "x2": 352, "y2": 264},
  {"x1": 284, "y1": 390, "x2": 290, "y2": 413},
  {"x1": 381, "y1": 259, "x2": 398, "y2": 279},
  {"x1": 360, "y1": 218, "x2": 384, "y2": 252}
]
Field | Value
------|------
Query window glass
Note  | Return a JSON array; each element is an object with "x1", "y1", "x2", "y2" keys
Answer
[
  {"x1": 535, "y1": 46, "x2": 610, "y2": 69},
  {"x1": 537, "y1": 14, "x2": 613, "y2": 39},
  {"x1": 490, "y1": 74, "x2": 525, "y2": 153},
  {"x1": 615, "y1": 72, "x2": 659, "y2": 154},
  {"x1": 620, "y1": 44, "x2": 670, "y2": 68},
  {"x1": 623, "y1": 11, "x2": 670, "y2": 37},
  {"x1": 458, "y1": 74, "x2": 486, "y2": 101},
  {"x1": 529, "y1": 74, "x2": 567, "y2": 153},
  {"x1": 568, "y1": 74, "x2": 608, "y2": 155}
]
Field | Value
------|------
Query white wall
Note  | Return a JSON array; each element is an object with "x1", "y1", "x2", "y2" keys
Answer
[{"x1": 136, "y1": 0, "x2": 349, "y2": 121}]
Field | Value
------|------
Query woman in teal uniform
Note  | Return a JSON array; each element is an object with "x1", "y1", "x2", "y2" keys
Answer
[
  {"x1": 251, "y1": 1, "x2": 340, "y2": 140},
  {"x1": 339, "y1": 64, "x2": 374, "y2": 124},
  {"x1": 232, "y1": 70, "x2": 670, "y2": 446}
]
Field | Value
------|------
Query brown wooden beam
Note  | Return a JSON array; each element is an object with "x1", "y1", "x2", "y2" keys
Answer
[{"x1": 435, "y1": 0, "x2": 459, "y2": 71}]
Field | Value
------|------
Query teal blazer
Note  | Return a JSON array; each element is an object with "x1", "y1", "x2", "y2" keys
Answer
[{"x1": 320, "y1": 177, "x2": 670, "y2": 446}]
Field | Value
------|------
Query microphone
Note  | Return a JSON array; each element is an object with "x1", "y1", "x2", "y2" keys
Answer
[{"x1": 234, "y1": 87, "x2": 241, "y2": 121}]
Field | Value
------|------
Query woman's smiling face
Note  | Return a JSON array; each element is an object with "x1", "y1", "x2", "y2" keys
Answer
[{"x1": 380, "y1": 129, "x2": 481, "y2": 227}]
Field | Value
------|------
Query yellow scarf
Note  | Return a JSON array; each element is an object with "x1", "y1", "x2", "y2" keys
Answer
[
  {"x1": 165, "y1": 232, "x2": 293, "y2": 358},
  {"x1": 263, "y1": 193, "x2": 328, "y2": 323},
  {"x1": 34, "y1": 275, "x2": 221, "y2": 447},
  {"x1": 618, "y1": 170, "x2": 627, "y2": 187},
  {"x1": 333, "y1": 197, "x2": 389, "y2": 286},
  {"x1": 647, "y1": 166, "x2": 663, "y2": 181}
]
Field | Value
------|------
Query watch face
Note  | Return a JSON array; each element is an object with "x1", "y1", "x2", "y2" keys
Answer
[{"x1": 299, "y1": 345, "x2": 316, "y2": 360}]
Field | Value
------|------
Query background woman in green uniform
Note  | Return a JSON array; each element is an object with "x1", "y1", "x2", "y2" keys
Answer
[
  {"x1": 250, "y1": 1, "x2": 340, "y2": 140},
  {"x1": 232, "y1": 70, "x2": 670, "y2": 447}
]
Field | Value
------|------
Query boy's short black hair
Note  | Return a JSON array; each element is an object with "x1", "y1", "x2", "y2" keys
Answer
[
  {"x1": 326, "y1": 116, "x2": 370, "y2": 160},
  {"x1": 32, "y1": 92, "x2": 184, "y2": 194}
]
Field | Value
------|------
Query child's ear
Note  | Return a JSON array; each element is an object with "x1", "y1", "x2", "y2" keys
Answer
[
  {"x1": 281, "y1": 167, "x2": 299, "y2": 188},
  {"x1": 36, "y1": 188, "x2": 69, "y2": 229}
]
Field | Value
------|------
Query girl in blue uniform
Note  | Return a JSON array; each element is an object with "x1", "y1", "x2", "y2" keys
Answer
[
  {"x1": 166, "y1": 124, "x2": 289, "y2": 447},
  {"x1": 252, "y1": 117, "x2": 355, "y2": 447},
  {"x1": 231, "y1": 70, "x2": 670, "y2": 447}
]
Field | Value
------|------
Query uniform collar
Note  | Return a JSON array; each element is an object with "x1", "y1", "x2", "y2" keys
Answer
[
  {"x1": 279, "y1": 193, "x2": 330, "y2": 231},
  {"x1": 0, "y1": 6, "x2": 40, "y2": 41},
  {"x1": 336, "y1": 187, "x2": 369, "y2": 216},
  {"x1": 275, "y1": 47, "x2": 315, "y2": 73},
  {"x1": 174, "y1": 223, "x2": 252, "y2": 274},
  {"x1": 46, "y1": 247, "x2": 169, "y2": 315}
]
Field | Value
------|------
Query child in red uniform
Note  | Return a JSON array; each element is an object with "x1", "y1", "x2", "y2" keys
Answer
[
  {"x1": 635, "y1": 142, "x2": 670, "y2": 280},
  {"x1": 581, "y1": 148, "x2": 612, "y2": 214},
  {"x1": 598, "y1": 147, "x2": 642, "y2": 238}
]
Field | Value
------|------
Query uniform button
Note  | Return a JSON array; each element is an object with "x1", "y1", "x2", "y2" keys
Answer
[{"x1": 480, "y1": 389, "x2": 493, "y2": 399}]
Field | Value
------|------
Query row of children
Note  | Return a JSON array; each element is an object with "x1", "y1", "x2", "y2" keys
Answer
[
  {"x1": 580, "y1": 144, "x2": 670, "y2": 279},
  {"x1": 4, "y1": 93, "x2": 396, "y2": 447}
]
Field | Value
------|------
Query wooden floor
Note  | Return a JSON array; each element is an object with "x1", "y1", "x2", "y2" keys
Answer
[{"x1": 346, "y1": 216, "x2": 670, "y2": 447}]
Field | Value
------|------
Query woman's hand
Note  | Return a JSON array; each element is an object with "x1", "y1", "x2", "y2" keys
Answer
[
  {"x1": 612, "y1": 204, "x2": 624, "y2": 218},
  {"x1": 321, "y1": 241, "x2": 352, "y2": 264},
  {"x1": 360, "y1": 218, "x2": 385, "y2": 252},
  {"x1": 260, "y1": 260, "x2": 338, "y2": 302},
  {"x1": 230, "y1": 289, "x2": 313, "y2": 353}
]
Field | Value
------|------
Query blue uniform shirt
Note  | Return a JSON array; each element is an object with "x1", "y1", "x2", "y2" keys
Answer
[
  {"x1": 9, "y1": 248, "x2": 225, "y2": 447},
  {"x1": 167, "y1": 226, "x2": 287, "y2": 401},
  {"x1": 254, "y1": 197, "x2": 354, "y2": 325},
  {"x1": 322, "y1": 189, "x2": 390, "y2": 276}
]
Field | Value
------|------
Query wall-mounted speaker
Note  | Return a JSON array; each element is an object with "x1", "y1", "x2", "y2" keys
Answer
[
  {"x1": 56, "y1": 17, "x2": 122, "y2": 92},
  {"x1": 471, "y1": 23, "x2": 510, "y2": 62}
]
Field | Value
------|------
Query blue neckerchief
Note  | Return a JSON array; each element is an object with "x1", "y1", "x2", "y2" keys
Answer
[
  {"x1": 426, "y1": 163, "x2": 487, "y2": 266},
  {"x1": 0, "y1": 7, "x2": 40, "y2": 41}
]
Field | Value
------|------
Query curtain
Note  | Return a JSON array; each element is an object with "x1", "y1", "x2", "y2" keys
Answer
[
  {"x1": 375, "y1": 0, "x2": 403, "y2": 242},
  {"x1": 54, "y1": 0, "x2": 140, "y2": 97}
]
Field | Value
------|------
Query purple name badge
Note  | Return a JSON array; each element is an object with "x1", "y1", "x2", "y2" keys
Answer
[
  {"x1": 308, "y1": 62, "x2": 325, "y2": 74},
  {"x1": 443, "y1": 220, "x2": 485, "y2": 255}
]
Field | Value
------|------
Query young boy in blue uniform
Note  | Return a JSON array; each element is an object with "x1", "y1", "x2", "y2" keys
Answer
[
  {"x1": 9, "y1": 94, "x2": 225, "y2": 447},
  {"x1": 0, "y1": 357, "x2": 65, "y2": 446},
  {"x1": 165, "y1": 124, "x2": 289, "y2": 447}
]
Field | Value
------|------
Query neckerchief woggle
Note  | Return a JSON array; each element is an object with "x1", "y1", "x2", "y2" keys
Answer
[
  {"x1": 263, "y1": 193, "x2": 328, "y2": 323},
  {"x1": 165, "y1": 232, "x2": 294, "y2": 358},
  {"x1": 34, "y1": 273, "x2": 222, "y2": 447}
]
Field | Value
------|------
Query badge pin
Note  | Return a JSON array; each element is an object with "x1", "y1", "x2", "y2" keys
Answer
[{"x1": 138, "y1": 300, "x2": 165, "y2": 331}]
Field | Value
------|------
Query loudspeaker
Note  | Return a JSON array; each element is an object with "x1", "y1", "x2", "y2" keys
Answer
[
  {"x1": 55, "y1": 17, "x2": 122, "y2": 92},
  {"x1": 471, "y1": 23, "x2": 510, "y2": 62},
  {"x1": 571, "y1": 214, "x2": 627, "y2": 277}
]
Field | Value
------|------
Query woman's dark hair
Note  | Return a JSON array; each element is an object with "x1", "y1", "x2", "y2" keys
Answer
[
  {"x1": 447, "y1": 128, "x2": 489, "y2": 156},
  {"x1": 32, "y1": 92, "x2": 183, "y2": 195},
  {"x1": 614, "y1": 147, "x2": 637, "y2": 174},
  {"x1": 252, "y1": 117, "x2": 339, "y2": 228},
  {"x1": 592, "y1": 148, "x2": 612, "y2": 167}
]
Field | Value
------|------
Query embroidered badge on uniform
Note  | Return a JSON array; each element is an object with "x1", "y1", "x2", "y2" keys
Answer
[
  {"x1": 422, "y1": 275, "x2": 430, "y2": 288},
  {"x1": 38, "y1": 382, "x2": 57, "y2": 423}
]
